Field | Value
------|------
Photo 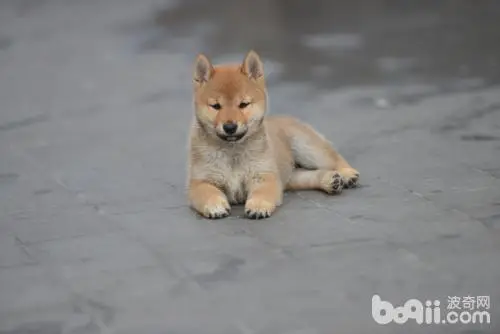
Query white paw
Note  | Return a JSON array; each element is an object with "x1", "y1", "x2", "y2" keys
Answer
[
  {"x1": 321, "y1": 171, "x2": 344, "y2": 194},
  {"x1": 245, "y1": 198, "x2": 276, "y2": 220},
  {"x1": 202, "y1": 196, "x2": 231, "y2": 219},
  {"x1": 339, "y1": 168, "x2": 360, "y2": 188}
]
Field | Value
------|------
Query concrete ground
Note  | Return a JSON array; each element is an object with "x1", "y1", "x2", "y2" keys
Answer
[{"x1": 1, "y1": 0, "x2": 499, "y2": 333}]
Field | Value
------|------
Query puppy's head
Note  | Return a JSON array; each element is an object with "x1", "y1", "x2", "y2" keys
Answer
[{"x1": 192, "y1": 50, "x2": 267, "y2": 142}]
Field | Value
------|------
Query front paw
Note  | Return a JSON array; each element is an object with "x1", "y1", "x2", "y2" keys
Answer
[
  {"x1": 339, "y1": 168, "x2": 360, "y2": 188},
  {"x1": 202, "y1": 196, "x2": 231, "y2": 219},
  {"x1": 245, "y1": 198, "x2": 276, "y2": 220}
]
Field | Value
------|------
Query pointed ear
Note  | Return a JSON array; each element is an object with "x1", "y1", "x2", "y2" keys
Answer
[
  {"x1": 241, "y1": 50, "x2": 264, "y2": 80},
  {"x1": 193, "y1": 54, "x2": 213, "y2": 84}
]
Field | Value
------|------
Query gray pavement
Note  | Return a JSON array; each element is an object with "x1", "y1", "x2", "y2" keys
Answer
[{"x1": 1, "y1": 0, "x2": 500, "y2": 333}]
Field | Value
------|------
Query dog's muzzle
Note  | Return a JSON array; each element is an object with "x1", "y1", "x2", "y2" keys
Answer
[{"x1": 217, "y1": 132, "x2": 246, "y2": 142}]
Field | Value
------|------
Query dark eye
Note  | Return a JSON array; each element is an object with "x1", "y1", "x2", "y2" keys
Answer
[
  {"x1": 210, "y1": 103, "x2": 221, "y2": 110},
  {"x1": 239, "y1": 102, "x2": 250, "y2": 109}
]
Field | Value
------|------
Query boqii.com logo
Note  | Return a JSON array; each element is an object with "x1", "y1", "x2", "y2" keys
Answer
[{"x1": 372, "y1": 295, "x2": 491, "y2": 325}]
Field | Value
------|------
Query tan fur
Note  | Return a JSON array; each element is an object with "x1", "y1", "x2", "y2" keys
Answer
[{"x1": 187, "y1": 51, "x2": 359, "y2": 219}]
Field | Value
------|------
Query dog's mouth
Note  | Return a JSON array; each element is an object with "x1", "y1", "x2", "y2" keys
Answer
[{"x1": 217, "y1": 132, "x2": 246, "y2": 142}]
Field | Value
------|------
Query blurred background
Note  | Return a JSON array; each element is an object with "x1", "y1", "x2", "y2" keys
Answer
[
  {"x1": 153, "y1": 0, "x2": 500, "y2": 89},
  {"x1": 0, "y1": 1, "x2": 499, "y2": 333}
]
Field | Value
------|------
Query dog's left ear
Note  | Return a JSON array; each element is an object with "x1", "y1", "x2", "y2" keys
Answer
[{"x1": 241, "y1": 50, "x2": 264, "y2": 80}]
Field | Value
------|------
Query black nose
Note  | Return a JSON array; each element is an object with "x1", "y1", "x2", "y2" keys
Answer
[{"x1": 222, "y1": 122, "x2": 238, "y2": 135}]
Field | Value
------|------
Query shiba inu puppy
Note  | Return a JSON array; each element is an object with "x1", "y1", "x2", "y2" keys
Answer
[{"x1": 187, "y1": 50, "x2": 359, "y2": 219}]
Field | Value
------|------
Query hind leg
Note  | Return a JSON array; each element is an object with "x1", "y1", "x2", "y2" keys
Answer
[
  {"x1": 282, "y1": 117, "x2": 360, "y2": 188},
  {"x1": 286, "y1": 169, "x2": 344, "y2": 194}
]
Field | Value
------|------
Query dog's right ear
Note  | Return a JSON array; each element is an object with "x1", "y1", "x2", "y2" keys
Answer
[{"x1": 193, "y1": 54, "x2": 213, "y2": 85}]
